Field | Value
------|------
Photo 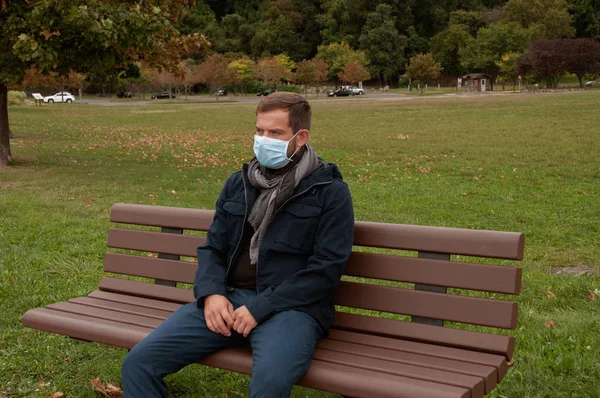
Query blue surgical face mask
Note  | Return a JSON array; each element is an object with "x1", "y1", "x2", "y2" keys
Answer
[{"x1": 253, "y1": 131, "x2": 301, "y2": 169}]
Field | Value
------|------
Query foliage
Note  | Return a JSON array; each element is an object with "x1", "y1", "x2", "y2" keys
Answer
[
  {"x1": 198, "y1": 54, "x2": 233, "y2": 96},
  {"x1": 496, "y1": 52, "x2": 522, "y2": 88},
  {"x1": 228, "y1": 57, "x2": 256, "y2": 92},
  {"x1": 315, "y1": 42, "x2": 368, "y2": 81},
  {"x1": 7, "y1": 91, "x2": 26, "y2": 105},
  {"x1": 560, "y1": 38, "x2": 600, "y2": 86},
  {"x1": 406, "y1": 53, "x2": 442, "y2": 93},
  {"x1": 255, "y1": 57, "x2": 290, "y2": 87},
  {"x1": 430, "y1": 24, "x2": 474, "y2": 76},
  {"x1": 294, "y1": 60, "x2": 317, "y2": 94},
  {"x1": 502, "y1": 0, "x2": 575, "y2": 39},
  {"x1": 358, "y1": 4, "x2": 408, "y2": 85},
  {"x1": 460, "y1": 22, "x2": 531, "y2": 79},
  {"x1": 337, "y1": 60, "x2": 371, "y2": 84}
]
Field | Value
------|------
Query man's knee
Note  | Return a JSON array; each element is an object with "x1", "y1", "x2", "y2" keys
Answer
[{"x1": 122, "y1": 345, "x2": 150, "y2": 379}]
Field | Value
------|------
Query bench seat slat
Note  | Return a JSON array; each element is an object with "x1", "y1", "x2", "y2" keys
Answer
[
  {"x1": 104, "y1": 253, "x2": 197, "y2": 283},
  {"x1": 335, "y1": 281, "x2": 518, "y2": 329},
  {"x1": 23, "y1": 306, "x2": 472, "y2": 398},
  {"x1": 318, "y1": 339, "x2": 497, "y2": 393},
  {"x1": 313, "y1": 347, "x2": 485, "y2": 397},
  {"x1": 332, "y1": 312, "x2": 515, "y2": 360},
  {"x1": 99, "y1": 277, "x2": 195, "y2": 303},
  {"x1": 328, "y1": 329, "x2": 508, "y2": 381},
  {"x1": 87, "y1": 290, "x2": 184, "y2": 311},
  {"x1": 68, "y1": 297, "x2": 179, "y2": 319},
  {"x1": 345, "y1": 252, "x2": 522, "y2": 294},
  {"x1": 108, "y1": 228, "x2": 204, "y2": 257},
  {"x1": 47, "y1": 302, "x2": 164, "y2": 329}
]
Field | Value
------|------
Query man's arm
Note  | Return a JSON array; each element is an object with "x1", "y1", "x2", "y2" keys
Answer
[
  {"x1": 243, "y1": 182, "x2": 354, "y2": 324},
  {"x1": 193, "y1": 174, "x2": 236, "y2": 302}
]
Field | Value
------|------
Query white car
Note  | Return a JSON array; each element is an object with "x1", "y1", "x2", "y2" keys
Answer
[
  {"x1": 342, "y1": 85, "x2": 365, "y2": 95},
  {"x1": 43, "y1": 92, "x2": 75, "y2": 103}
]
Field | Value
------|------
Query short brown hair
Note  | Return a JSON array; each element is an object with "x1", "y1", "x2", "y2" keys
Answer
[{"x1": 256, "y1": 92, "x2": 311, "y2": 132}]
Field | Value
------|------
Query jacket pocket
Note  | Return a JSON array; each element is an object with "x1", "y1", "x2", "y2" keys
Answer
[
  {"x1": 274, "y1": 203, "x2": 321, "y2": 251},
  {"x1": 223, "y1": 201, "x2": 246, "y2": 249}
]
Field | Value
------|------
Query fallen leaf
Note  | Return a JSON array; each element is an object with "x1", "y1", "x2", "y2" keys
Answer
[
  {"x1": 507, "y1": 358, "x2": 514, "y2": 366},
  {"x1": 461, "y1": 192, "x2": 468, "y2": 196},
  {"x1": 587, "y1": 290, "x2": 597, "y2": 301},
  {"x1": 91, "y1": 378, "x2": 105, "y2": 394},
  {"x1": 50, "y1": 393, "x2": 65, "y2": 398},
  {"x1": 147, "y1": 194, "x2": 156, "y2": 199},
  {"x1": 106, "y1": 383, "x2": 123, "y2": 398},
  {"x1": 170, "y1": 190, "x2": 177, "y2": 195},
  {"x1": 545, "y1": 320, "x2": 555, "y2": 328},
  {"x1": 546, "y1": 290, "x2": 557, "y2": 299},
  {"x1": 39, "y1": 381, "x2": 50, "y2": 388}
]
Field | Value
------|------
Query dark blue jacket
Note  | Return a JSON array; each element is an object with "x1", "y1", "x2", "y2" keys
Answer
[{"x1": 193, "y1": 161, "x2": 354, "y2": 332}]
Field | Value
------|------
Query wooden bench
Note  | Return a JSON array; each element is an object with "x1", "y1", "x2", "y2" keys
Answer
[{"x1": 22, "y1": 203, "x2": 524, "y2": 398}]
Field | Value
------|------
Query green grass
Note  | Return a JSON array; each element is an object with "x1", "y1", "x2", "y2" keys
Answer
[{"x1": 1, "y1": 92, "x2": 600, "y2": 397}]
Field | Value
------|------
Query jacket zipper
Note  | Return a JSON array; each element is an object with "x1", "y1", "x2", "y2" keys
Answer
[{"x1": 225, "y1": 171, "x2": 249, "y2": 281}]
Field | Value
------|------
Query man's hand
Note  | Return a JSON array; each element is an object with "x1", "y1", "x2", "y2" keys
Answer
[
  {"x1": 232, "y1": 306, "x2": 257, "y2": 337},
  {"x1": 203, "y1": 294, "x2": 234, "y2": 337}
]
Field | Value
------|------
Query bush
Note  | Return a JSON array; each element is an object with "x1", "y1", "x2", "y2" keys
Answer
[
  {"x1": 8, "y1": 91, "x2": 27, "y2": 105},
  {"x1": 276, "y1": 84, "x2": 302, "y2": 94}
]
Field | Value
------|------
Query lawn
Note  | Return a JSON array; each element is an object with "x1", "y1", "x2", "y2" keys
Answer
[{"x1": 1, "y1": 92, "x2": 599, "y2": 397}]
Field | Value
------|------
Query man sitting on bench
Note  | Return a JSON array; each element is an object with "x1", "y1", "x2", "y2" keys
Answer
[{"x1": 121, "y1": 92, "x2": 355, "y2": 397}]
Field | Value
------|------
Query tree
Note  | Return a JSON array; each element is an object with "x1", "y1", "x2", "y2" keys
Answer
[
  {"x1": 502, "y1": 0, "x2": 575, "y2": 39},
  {"x1": 294, "y1": 60, "x2": 317, "y2": 96},
  {"x1": 312, "y1": 58, "x2": 329, "y2": 96},
  {"x1": 567, "y1": 0, "x2": 600, "y2": 40},
  {"x1": 406, "y1": 53, "x2": 442, "y2": 93},
  {"x1": 315, "y1": 42, "x2": 369, "y2": 81},
  {"x1": 255, "y1": 57, "x2": 290, "y2": 87},
  {"x1": 495, "y1": 52, "x2": 522, "y2": 90},
  {"x1": 561, "y1": 38, "x2": 600, "y2": 87},
  {"x1": 528, "y1": 39, "x2": 569, "y2": 87},
  {"x1": 0, "y1": 0, "x2": 208, "y2": 166},
  {"x1": 430, "y1": 24, "x2": 473, "y2": 76},
  {"x1": 358, "y1": 4, "x2": 408, "y2": 86},
  {"x1": 338, "y1": 60, "x2": 371, "y2": 85},
  {"x1": 460, "y1": 22, "x2": 531, "y2": 85},
  {"x1": 228, "y1": 57, "x2": 256, "y2": 95},
  {"x1": 198, "y1": 54, "x2": 233, "y2": 99}
]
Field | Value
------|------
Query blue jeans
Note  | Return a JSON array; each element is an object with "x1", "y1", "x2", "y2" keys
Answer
[{"x1": 121, "y1": 288, "x2": 324, "y2": 397}]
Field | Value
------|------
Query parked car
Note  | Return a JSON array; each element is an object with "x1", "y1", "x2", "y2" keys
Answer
[
  {"x1": 256, "y1": 88, "x2": 278, "y2": 96},
  {"x1": 327, "y1": 87, "x2": 353, "y2": 97},
  {"x1": 584, "y1": 80, "x2": 597, "y2": 87},
  {"x1": 43, "y1": 92, "x2": 75, "y2": 103},
  {"x1": 116, "y1": 91, "x2": 133, "y2": 98},
  {"x1": 216, "y1": 89, "x2": 227, "y2": 96},
  {"x1": 151, "y1": 92, "x2": 176, "y2": 99},
  {"x1": 347, "y1": 85, "x2": 365, "y2": 95}
]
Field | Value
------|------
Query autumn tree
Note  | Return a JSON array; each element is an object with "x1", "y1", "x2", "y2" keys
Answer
[
  {"x1": 561, "y1": 38, "x2": 600, "y2": 87},
  {"x1": 406, "y1": 53, "x2": 443, "y2": 93},
  {"x1": 528, "y1": 39, "x2": 569, "y2": 87},
  {"x1": 315, "y1": 42, "x2": 369, "y2": 81},
  {"x1": 255, "y1": 56, "x2": 291, "y2": 88},
  {"x1": 0, "y1": 0, "x2": 208, "y2": 166},
  {"x1": 198, "y1": 54, "x2": 233, "y2": 99},
  {"x1": 312, "y1": 58, "x2": 329, "y2": 96},
  {"x1": 228, "y1": 57, "x2": 256, "y2": 95},
  {"x1": 294, "y1": 60, "x2": 317, "y2": 96},
  {"x1": 496, "y1": 52, "x2": 522, "y2": 90},
  {"x1": 338, "y1": 60, "x2": 371, "y2": 85}
]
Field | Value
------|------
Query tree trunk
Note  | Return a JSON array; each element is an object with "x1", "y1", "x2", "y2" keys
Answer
[
  {"x1": 0, "y1": 83, "x2": 12, "y2": 166},
  {"x1": 577, "y1": 74, "x2": 583, "y2": 88}
]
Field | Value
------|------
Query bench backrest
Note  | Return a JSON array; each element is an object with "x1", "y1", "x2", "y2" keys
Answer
[{"x1": 105, "y1": 203, "x2": 523, "y2": 360}]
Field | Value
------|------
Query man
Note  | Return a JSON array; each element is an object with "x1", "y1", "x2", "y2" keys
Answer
[{"x1": 122, "y1": 92, "x2": 354, "y2": 397}]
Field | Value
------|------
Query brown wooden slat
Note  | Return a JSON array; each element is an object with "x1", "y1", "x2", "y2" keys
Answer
[
  {"x1": 328, "y1": 329, "x2": 508, "y2": 381},
  {"x1": 332, "y1": 312, "x2": 515, "y2": 360},
  {"x1": 111, "y1": 204, "x2": 524, "y2": 260},
  {"x1": 110, "y1": 203, "x2": 214, "y2": 231},
  {"x1": 313, "y1": 348, "x2": 485, "y2": 397},
  {"x1": 203, "y1": 348, "x2": 471, "y2": 398},
  {"x1": 345, "y1": 252, "x2": 522, "y2": 294},
  {"x1": 354, "y1": 221, "x2": 524, "y2": 260},
  {"x1": 335, "y1": 282, "x2": 518, "y2": 329},
  {"x1": 104, "y1": 253, "x2": 196, "y2": 284},
  {"x1": 87, "y1": 290, "x2": 183, "y2": 312},
  {"x1": 22, "y1": 308, "x2": 152, "y2": 349},
  {"x1": 108, "y1": 228, "x2": 204, "y2": 257},
  {"x1": 99, "y1": 277, "x2": 195, "y2": 303},
  {"x1": 69, "y1": 297, "x2": 177, "y2": 320},
  {"x1": 47, "y1": 302, "x2": 164, "y2": 329},
  {"x1": 318, "y1": 339, "x2": 496, "y2": 393}
]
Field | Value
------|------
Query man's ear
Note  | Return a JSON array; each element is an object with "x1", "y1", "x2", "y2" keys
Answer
[{"x1": 296, "y1": 129, "x2": 310, "y2": 147}]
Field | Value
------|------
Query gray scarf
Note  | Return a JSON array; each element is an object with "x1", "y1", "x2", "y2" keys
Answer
[{"x1": 247, "y1": 144, "x2": 323, "y2": 265}]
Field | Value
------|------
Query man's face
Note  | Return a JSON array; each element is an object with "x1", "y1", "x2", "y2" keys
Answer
[{"x1": 256, "y1": 109, "x2": 297, "y2": 157}]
